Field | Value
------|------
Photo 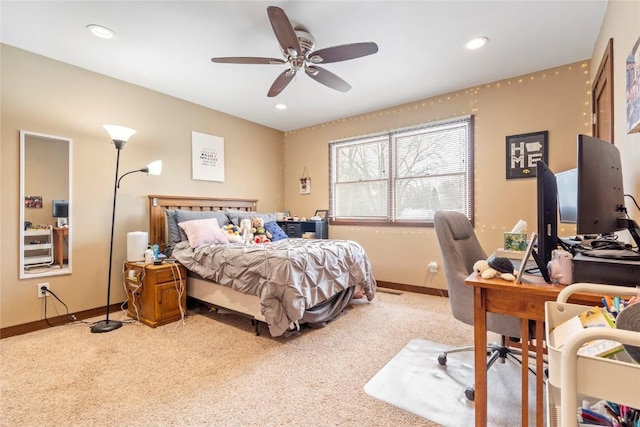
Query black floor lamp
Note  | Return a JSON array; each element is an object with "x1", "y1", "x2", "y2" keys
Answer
[{"x1": 91, "y1": 125, "x2": 162, "y2": 333}]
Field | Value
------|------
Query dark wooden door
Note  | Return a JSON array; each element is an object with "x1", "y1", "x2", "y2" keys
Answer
[{"x1": 592, "y1": 38, "x2": 614, "y2": 143}]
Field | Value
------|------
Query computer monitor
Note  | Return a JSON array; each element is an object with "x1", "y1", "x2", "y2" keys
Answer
[
  {"x1": 576, "y1": 135, "x2": 625, "y2": 235},
  {"x1": 52, "y1": 200, "x2": 68, "y2": 218},
  {"x1": 555, "y1": 168, "x2": 577, "y2": 224},
  {"x1": 536, "y1": 161, "x2": 558, "y2": 267}
]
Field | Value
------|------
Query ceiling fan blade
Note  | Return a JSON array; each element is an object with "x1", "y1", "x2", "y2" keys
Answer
[
  {"x1": 267, "y1": 6, "x2": 301, "y2": 55},
  {"x1": 211, "y1": 57, "x2": 285, "y2": 65},
  {"x1": 305, "y1": 66, "x2": 351, "y2": 92},
  {"x1": 268, "y1": 69, "x2": 295, "y2": 97},
  {"x1": 309, "y1": 42, "x2": 379, "y2": 64}
]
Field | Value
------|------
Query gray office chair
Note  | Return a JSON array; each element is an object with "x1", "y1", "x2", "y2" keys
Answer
[{"x1": 433, "y1": 210, "x2": 530, "y2": 401}]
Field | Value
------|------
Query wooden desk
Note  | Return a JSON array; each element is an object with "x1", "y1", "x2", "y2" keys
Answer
[
  {"x1": 53, "y1": 227, "x2": 68, "y2": 267},
  {"x1": 465, "y1": 273, "x2": 602, "y2": 427}
]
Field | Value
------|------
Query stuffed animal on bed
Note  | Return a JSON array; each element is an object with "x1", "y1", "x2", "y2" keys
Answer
[
  {"x1": 251, "y1": 217, "x2": 272, "y2": 244},
  {"x1": 222, "y1": 224, "x2": 244, "y2": 243},
  {"x1": 473, "y1": 257, "x2": 516, "y2": 281},
  {"x1": 239, "y1": 218, "x2": 254, "y2": 244}
]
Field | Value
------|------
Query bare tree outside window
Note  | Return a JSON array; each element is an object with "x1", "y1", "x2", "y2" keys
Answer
[{"x1": 330, "y1": 116, "x2": 473, "y2": 226}]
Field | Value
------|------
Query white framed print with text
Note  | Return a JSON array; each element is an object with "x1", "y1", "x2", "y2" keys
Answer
[{"x1": 192, "y1": 131, "x2": 225, "y2": 182}]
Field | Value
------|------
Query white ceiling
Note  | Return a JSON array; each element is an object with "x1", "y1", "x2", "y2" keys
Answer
[{"x1": 0, "y1": 1, "x2": 608, "y2": 132}]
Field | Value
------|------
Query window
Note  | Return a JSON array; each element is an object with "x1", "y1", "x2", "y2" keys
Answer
[{"x1": 329, "y1": 115, "x2": 473, "y2": 226}]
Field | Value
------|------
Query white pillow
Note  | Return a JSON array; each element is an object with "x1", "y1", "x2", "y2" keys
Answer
[{"x1": 178, "y1": 217, "x2": 229, "y2": 248}]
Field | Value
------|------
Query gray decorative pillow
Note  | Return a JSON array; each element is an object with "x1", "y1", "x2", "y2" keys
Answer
[
  {"x1": 165, "y1": 209, "x2": 181, "y2": 244},
  {"x1": 226, "y1": 209, "x2": 277, "y2": 226},
  {"x1": 174, "y1": 210, "x2": 229, "y2": 242}
]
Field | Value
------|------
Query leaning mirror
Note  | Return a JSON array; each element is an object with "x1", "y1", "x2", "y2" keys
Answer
[{"x1": 20, "y1": 131, "x2": 72, "y2": 279}]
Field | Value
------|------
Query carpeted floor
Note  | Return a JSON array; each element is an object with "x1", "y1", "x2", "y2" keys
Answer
[
  {"x1": 1, "y1": 290, "x2": 517, "y2": 426},
  {"x1": 364, "y1": 338, "x2": 539, "y2": 426}
]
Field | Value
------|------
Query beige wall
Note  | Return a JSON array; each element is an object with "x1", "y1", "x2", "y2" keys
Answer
[
  {"x1": 284, "y1": 62, "x2": 590, "y2": 289},
  {"x1": 1, "y1": 45, "x2": 284, "y2": 328}
]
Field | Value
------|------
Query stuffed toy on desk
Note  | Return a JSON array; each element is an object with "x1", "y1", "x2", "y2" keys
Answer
[{"x1": 473, "y1": 257, "x2": 516, "y2": 281}]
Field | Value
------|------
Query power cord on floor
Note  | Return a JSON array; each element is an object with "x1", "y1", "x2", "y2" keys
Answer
[{"x1": 41, "y1": 287, "x2": 80, "y2": 327}]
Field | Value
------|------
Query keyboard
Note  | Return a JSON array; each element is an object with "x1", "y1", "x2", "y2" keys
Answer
[{"x1": 581, "y1": 248, "x2": 640, "y2": 261}]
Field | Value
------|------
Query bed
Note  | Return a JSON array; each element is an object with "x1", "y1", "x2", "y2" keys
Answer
[{"x1": 148, "y1": 195, "x2": 376, "y2": 336}]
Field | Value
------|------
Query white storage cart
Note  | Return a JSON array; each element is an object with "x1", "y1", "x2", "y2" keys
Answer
[
  {"x1": 23, "y1": 226, "x2": 54, "y2": 267},
  {"x1": 545, "y1": 282, "x2": 640, "y2": 427}
]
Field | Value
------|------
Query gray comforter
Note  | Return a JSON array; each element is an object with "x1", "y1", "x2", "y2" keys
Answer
[{"x1": 171, "y1": 238, "x2": 376, "y2": 336}]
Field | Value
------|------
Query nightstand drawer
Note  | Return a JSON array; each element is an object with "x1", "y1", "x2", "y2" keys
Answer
[{"x1": 152, "y1": 265, "x2": 184, "y2": 283}]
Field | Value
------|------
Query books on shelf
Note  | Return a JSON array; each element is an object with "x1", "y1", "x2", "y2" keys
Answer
[{"x1": 549, "y1": 306, "x2": 623, "y2": 358}]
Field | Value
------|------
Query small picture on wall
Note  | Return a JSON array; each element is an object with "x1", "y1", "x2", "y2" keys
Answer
[
  {"x1": 299, "y1": 177, "x2": 311, "y2": 195},
  {"x1": 25, "y1": 196, "x2": 42, "y2": 208},
  {"x1": 505, "y1": 131, "x2": 548, "y2": 179}
]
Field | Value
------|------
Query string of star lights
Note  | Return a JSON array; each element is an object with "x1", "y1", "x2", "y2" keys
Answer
[{"x1": 285, "y1": 62, "x2": 591, "y2": 139}]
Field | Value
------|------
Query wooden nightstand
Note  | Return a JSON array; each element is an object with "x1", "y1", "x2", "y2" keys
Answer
[{"x1": 124, "y1": 261, "x2": 187, "y2": 327}]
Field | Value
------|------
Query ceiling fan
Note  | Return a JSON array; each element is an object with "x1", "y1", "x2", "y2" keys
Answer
[{"x1": 211, "y1": 6, "x2": 378, "y2": 97}]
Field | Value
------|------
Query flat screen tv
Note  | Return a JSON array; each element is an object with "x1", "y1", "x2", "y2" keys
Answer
[
  {"x1": 52, "y1": 200, "x2": 68, "y2": 218},
  {"x1": 576, "y1": 134, "x2": 640, "y2": 255},
  {"x1": 576, "y1": 135, "x2": 625, "y2": 235}
]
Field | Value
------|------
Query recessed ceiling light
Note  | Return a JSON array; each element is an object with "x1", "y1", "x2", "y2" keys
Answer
[
  {"x1": 466, "y1": 37, "x2": 488, "y2": 50},
  {"x1": 275, "y1": 104, "x2": 287, "y2": 110},
  {"x1": 87, "y1": 24, "x2": 115, "y2": 39}
]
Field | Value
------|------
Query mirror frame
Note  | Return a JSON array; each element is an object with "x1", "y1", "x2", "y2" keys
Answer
[{"x1": 20, "y1": 130, "x2": 73, "y2": 279}]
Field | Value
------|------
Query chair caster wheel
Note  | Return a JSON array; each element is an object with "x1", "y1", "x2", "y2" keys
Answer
[
  {"x1": 438, "y1": 354, "x2": 447, "y2": 365},
  {"x1": 465, "y1": 387, "x2": 475, "y2": 401}
]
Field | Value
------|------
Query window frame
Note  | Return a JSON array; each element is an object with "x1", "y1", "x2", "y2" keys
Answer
[{"x1": 329, "y1": 115, "x2": 474, "y2": 228}]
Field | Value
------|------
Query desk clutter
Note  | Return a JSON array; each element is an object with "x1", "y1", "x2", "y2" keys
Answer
[
  {"x1": 496, "y1": 219, "x2": 640, "y2": 287},
  {"x1": 576, "y1": 401, "x2": 639, "y2": 426},
  {"x1": 548, "y1": 298, "x2": 640, "y2": 359}
]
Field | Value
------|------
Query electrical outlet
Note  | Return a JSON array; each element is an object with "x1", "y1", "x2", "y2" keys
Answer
[
  {"x1": 37, "y1": 282, "x2": 50, "y2": 298},
  {"x1": 428, "y1": 262, "x2": 438, "y2": 273}
]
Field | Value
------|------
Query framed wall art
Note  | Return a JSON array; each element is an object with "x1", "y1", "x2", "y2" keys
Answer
[
  {"x1": 314, "y1": 210, "x2": 328, "y2": 220},
  {"x1": 626, "y1": 35, "x2": 640, "y2": 134},
  {"x1": 505, "y1": 131, "x2": 548, "y2": 179},
  {"x1": 25, "y1": 196, "x2": 42, "y2": 208},
  {"x1": 299, "y1": 166, "x2": 311, "y2": 195},
  {"x1": 192, "y1": 131, "x2": 225, "y2": 182}
]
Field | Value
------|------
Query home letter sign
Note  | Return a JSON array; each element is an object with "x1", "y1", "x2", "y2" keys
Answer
[{"x1": 505, "y1": 131, "x2": 548, "y2": 179}]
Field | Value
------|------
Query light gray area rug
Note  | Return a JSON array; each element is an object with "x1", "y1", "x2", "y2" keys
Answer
[{"x1": 364, "y1": 338, "x2": 538, "y2": 426}]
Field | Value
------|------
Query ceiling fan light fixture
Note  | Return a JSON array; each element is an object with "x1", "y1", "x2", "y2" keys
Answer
[
  {"x1": 87, "y1": 24, "x2": 115, "y2": 39},
  {"x1": 466, "y1": 36, "x2": 489, "y2": 50},
  {"x1": 305, "y1": 66, "x2": 319, "y2": 76}
]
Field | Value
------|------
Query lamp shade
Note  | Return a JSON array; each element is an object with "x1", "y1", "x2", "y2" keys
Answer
[
  {"x1": 146, "y1": 160, "x2": 162, "y2": 176},
  {"x1": 103, "y1": 124, "x2": 137, "y2": 142}
]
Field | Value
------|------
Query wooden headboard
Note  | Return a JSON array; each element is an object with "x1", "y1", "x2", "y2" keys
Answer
[{"x1": 148, "y1": 195, "x2": 257, "y2": 250}]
